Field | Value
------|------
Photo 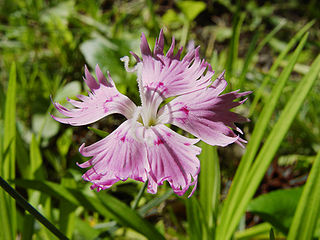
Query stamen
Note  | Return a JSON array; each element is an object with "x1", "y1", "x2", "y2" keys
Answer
[{"x1": 120, "y1": 56, "x2": 138, "y2": 72}]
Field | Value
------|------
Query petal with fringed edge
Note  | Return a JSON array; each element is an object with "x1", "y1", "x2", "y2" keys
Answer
[
  {"x1": 52, "y1": 65, "x2": 137, "y2": 126},
  {"x1": 78, "y1": 120, "x2": 149, "y2": 191},
  {"x1": 157, "y1": 72, "x2": 251, "y2": 147},
  {"x1": 133, "y1": 30, "x2": 214, "y2": 109},
  {"x1": 143, "y1": 124, "x2": 201, "y2": 197}
]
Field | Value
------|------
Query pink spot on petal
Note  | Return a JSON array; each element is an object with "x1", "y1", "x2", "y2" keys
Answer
[
  {"x1": 105, "y1": 97, "x2": 113, "y2": 103},
  {"x1": 180, "y1": 105, "x2": 189, "y2": 115},
  {"x1": 184, "y1": 143, "x2": 191, "y2": 146},
  {"x1": 156, "y1": 82, "x2": 168, "y2": 94},
  {"x1": 120, "y1": 136, "x2": 126, "y2": 142},
  {"x1": 154, "y1": 138, "x2": 164, "y2": 145}
]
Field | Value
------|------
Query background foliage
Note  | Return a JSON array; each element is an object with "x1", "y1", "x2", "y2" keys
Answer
[{"x1": 0, "y1": 0, "x2": 319, "y2": 239}]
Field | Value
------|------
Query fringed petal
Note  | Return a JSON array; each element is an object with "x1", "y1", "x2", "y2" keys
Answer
[
  {"x1": 130, "y1": 30, "x2": 214, "y2": 110},
  {"x1": 78, "y1": 120, "x2": 148, "y2": 191},
  {"x1": 52, "y1": 65, "x2": 137, "y2": 126},
  {"x1": 143, "y1": 124, "x2": 201, "y2": 197},
  {"x1": 157, "y1": 73, "x2": 251, "y2": 147}
]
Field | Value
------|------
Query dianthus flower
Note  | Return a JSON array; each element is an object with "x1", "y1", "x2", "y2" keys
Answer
[{"x1": 52, "y1": 30, "x2": 250, "y2": 197}]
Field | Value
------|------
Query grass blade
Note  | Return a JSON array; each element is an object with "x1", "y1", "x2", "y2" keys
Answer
[
  {"x1": 249, "y1": 20, "x2": 315, "y2": 116},
  {"x1": 59, "y1": 176, "x2": 76, "y2": 238},
  {"x1": 255, "y1": 19, "x2": 286, "y2": 55},
  {"x1": 96, "y1": 191, "x2": 165, "y2": 240},
  {"x1": 138, "y1": 189, "x2": 173, "y2": 216},
  {"x1": 223, "y1": 53, "x2": 320, "y2": 239},
  {"x1": 13, "y1": 179, "x2": 165, "y2": 240},
  {"x1": 217, "y1": 32, "x2": 309, "y2": 239},
  {"x1": 236, "y1": 30, "x2": 260, "y2": 90},
  {"x1": 226, "y1": 9, "x2": 245, "y2": 87},
  {"x1": 235, "y1": 222, "x2": 272, "y2": 239},
  {"x1": 236, "y1": 19, "x2": 286, "y2": 90},
  {"x1": 199, "y1": 142, "x2": 220, "y2": 234},
  {"x1": 287, "y1": 150, "x2": 320, "y2": 239},
  {"x1": 0, "y1": 177, "x2": 68, "y2": 240},
  {"x1": 186, "y1": 197, "x2": 204, "y2": 240},
  {"x1": 0, "y1": 62, "x2": 17, "y2": 240}
]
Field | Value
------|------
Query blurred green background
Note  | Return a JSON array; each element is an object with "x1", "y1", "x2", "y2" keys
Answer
[{"x1": 0, "y1": 0, "x2": 319, "y2": 239}]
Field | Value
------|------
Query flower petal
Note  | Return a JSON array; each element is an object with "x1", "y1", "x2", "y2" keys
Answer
[
  {"x1": 133, "y1": 31, "x2": 214, "y2": 110},
  {"x1": 52, "y1": 65, "x2": 137, "y2": 126},
  {"x1": 140, "y1": 47, "x2": 213, "y2": 100},
  {"x1": 157, "y1": 73, "x2": 251, "y2": 147},
  {"x1": 143, "y1": 124, "x2": 201, "y2": 197},
  {"x1": 78, "y1": 120, "x2": 148, "y2": 191}
]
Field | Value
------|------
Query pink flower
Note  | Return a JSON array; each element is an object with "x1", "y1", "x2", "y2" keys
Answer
[{"x1": 52, "y1": 30, "x2": 250, "y2": 197}]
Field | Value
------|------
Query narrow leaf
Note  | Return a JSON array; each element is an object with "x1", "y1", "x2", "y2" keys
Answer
[
  {"x1": 223, "y1": 54, "x2": 320, "y2": 239},
  {"x1": 88, "y1": 126, "x2": 109, "y2": 137},
  {"x1": 97, "y1": 192, "x2": 165, "y2": 240},
  {"x1": 288, "y1": 150, "x2": 320, "y2": 239},
  {"x1": 138, "y1": 189, "x2": 173, "y2": 216},
  {"x1": 217, "y1": 33, "x2": 309, "y2": 239},
  {"x1": 249, "y1": 20, "x2": 315, "y2": 115},
  {"x1": 226, "y1": 10, "x2": 245, "y2": 85},
  {"x1": 269, "y1": 228, "x2": 275, "y2": 240},
  {"x1": 0, "y1": 62, "x2": 17, "y2": 240},
  {"x1": 14, "y1": 179, "x2": 165, "y2": 240},
  {"x1": 199, "y1": 142, "x2": 220, "y2": 233},
  {"x1": 235, "y1": 222, "x2": 272, "y2": 239},
  {"x1": 186, "y1": 197, "x2": 204, "y2": 240},
  {"x1": 59, "y1": 176, "x2": 76, "y2": 238}
]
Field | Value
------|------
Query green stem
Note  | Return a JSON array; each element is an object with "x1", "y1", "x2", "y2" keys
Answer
[
  {"x1": 0, "y1": 176, "x2": 68, "y2": 240},
  {"x1": 132, "y1": 181, "x2": 148, "y2": 210}
]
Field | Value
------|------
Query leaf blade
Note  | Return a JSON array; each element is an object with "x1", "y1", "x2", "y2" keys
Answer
[
  {"x1": 288, "y1": 150, "x2": 320, "y2": 239},
  {"x1": 224, "y1": 53, "x2": 320, "y2": 239}
]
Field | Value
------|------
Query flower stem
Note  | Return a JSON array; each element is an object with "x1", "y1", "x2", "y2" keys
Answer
[
  {"x1": 132, "y1": 181, "x2": 148, "y2": 210},
  {"x1": 0, "y1": 176, "x2": 69, "y2": 240}
]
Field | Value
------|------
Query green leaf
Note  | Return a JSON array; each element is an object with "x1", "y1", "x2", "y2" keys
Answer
[
  {"x1": 217, "y1": 40, "x2": 320, "y2": 240},
  {"x1": 0, "y1": 62, "x2": 17, "y2": 240},
  {"x1": 138, "y1": 189, "x2": 173, "y2": 216},
  {"x1": 199, "y1": 142, "x2": 220, "y2": 234},
  {"x1": 248, "y1": 187, "x2": 303, "y2": 234},
  {"x1": 176, "y1": 1, "x2": 206, "y2": 21},
  {"x1": 0, "y1": 82, "x2": 4, "y2": 118},
  {"x1": 228, "y1": 53, "x2": 320, "y2": 239},
  {"x1": 74, "y1": 217, "x2": 101, "y2": 239},
  {"x1": 236, "y1": 29, "x2": 260, "y2": 90},
  {"x1": 288, "y1": 150, "x2": 320, "y2": 239},
  {"x1": 269, "y1": 228, "x2": 275, "y2": 240},
  {"x1": 57, "y1": 128, "x2": 73, "y2": 157},
  {"x1": 30, "y1": 134, "x2": 45, "y2": 180},
  {"x1": 162, "y1": 9, "x2": 181, "y2": 26},
  {"x1": 226, "y1": 11, "x2": 245, "y2": 84},
  {"x1": 13, "y1": 179, "x2": 165, "y2": 240},
  {"x1": 249, "y1": 20, "x2": 315, "y2": 116},
  {"x1": 32, "y1": 113, "x2": 59, "y2": 140},
  {"x1": 54, "y1": 81, "x2": 81, "y2": 102},
  {"x1": 217, "y1": 32, "x2": 309, "y2": 239},
  {"x1": 235, "y1": 222, "x2": 273, "y2": 239},
  {"x1": 80, "y1": 35, "x2": 137, "y2": 84},
  {"x1": 59, "y1": 176, "x2": 76, "y2": 238},
  {"x1": 97, "y1": 191, "x2": 165, "y2": 240},
  {"x1": 22, "y1": 214, "x2": 34, "y2": 240},
  {"x1": 88, "y1": 127, "x2": 109, "y2": 138},
  {"x1": 186, "y1": 197, "x2": 204, "y2": 240},
  {"x1": 15, "y1": 127, "x2": 30, "y2": 178},
  {"x1": 236, "y1": 16, "x2": 286, "y2": 90}
]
